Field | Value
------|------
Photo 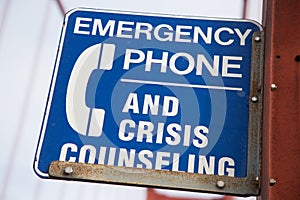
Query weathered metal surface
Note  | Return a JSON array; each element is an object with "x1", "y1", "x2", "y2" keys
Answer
[
  {"x1": 49, "y1": 160, "x2": 258, "y2": 196},
  {"x1": 247, "y1": 31, "x2": 264, "y2": 191},
  {"x1": 261, "y1": 0, "x2": 300, "y2": 199}
]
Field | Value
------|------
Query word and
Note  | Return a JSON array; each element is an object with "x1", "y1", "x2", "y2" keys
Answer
[{"x1": 119, "y1": 93, "x2": 209, "y2": 148}]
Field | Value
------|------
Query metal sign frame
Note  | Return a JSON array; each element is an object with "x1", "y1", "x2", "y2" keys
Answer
[{"x1": 34, "y1": 8, "x2": 264, "y2": 196}]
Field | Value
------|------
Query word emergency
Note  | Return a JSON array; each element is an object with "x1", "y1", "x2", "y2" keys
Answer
[{"x1": 74, "y1": 17, "x2": 252, "y2": 46}]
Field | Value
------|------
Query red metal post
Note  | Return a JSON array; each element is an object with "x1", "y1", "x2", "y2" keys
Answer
[
  {"x1": 261, "y1": 0, "x2": 300, "y2": 199},
  {"x1": 242, "y1": 0, "x2": 248, "y2": 19},
  {"x1": 56, "y1": 0, "x2": 66, "y2": 16},
  {"x1": 146, "y1": 189, "x2": 234, "y2": 200}
]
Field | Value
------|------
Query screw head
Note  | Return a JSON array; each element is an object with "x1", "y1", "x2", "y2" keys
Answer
[
  {"x1": 254, "y1": 36, "x2": 261, "y2": 42},
  {"x1": 270, "y1": 178, "x2": 276, "y2": 186},
  {"x1": 64, "y1": 166, "x2": 73, "y2": 175},
  {"x1": 255, "y1": 177, "x2": 260, "y2": 184},
  {"x1": 251, "y1": 96, "x2": 258, "y2": 102},
  {"x1": 216, "y1": 180, "x2": 225, "y2": 188},
  {"x1": 271, "y1": 84, "x2": 278, "y2": 91}
]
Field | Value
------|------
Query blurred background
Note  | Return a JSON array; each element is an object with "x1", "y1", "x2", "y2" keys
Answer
[{"x1": 0, "y1": 0, "x2": 262, "y2": 199}]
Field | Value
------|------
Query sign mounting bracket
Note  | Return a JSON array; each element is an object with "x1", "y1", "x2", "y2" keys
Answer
[{"x1": 49, "y1": 160, "x2": 258, "y2": 196}]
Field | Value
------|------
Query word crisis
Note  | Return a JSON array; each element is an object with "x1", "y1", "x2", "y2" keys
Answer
[{"x1": 120, "y1": 93, "x2": 209, "y2": 149}]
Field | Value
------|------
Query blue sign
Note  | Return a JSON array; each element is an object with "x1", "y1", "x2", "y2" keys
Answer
[{"x1": 34, "y1": 8, "x2": 262, "y2": 180}]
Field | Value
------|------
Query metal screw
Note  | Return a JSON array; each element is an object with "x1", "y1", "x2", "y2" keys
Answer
[
  {"x1": 255, "y1": 177, "x2": 260, "y2": 184},
  {"x1": 64, "y1": 166, "x2": 73, "y2": 175},
  {"x1": 251, "y1": 96, "x2": 258, "y2": 102},
  {"x1": 254, "y1": 36, "x2": 261, "y2": 42},
  {"x1": 270, "y1": 178, "x2": 276, "y2": 186},
  {"x1": 271, "y1": 84, "x2": 278, "y2": 91},
  {"x1": 216, "y1": 180, "x2": 225, "y2": 188}
]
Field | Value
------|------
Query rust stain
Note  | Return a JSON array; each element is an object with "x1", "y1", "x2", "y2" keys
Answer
[{"x1": 49, "y1": 161, "x2": 259, "y2": 196}]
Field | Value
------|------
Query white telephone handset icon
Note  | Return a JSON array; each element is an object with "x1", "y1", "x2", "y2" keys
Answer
[{"x1": 66, "y1": 43, "x2": 115, "y2": 137}]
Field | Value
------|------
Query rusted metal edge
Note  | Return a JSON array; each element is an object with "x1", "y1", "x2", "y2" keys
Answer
[
  {"x1": 247, "y1": 31, "x2": 264, "y2": 194},
  {"x1": 49, "y1": 160, "x2": 258, "y2": 196}
]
